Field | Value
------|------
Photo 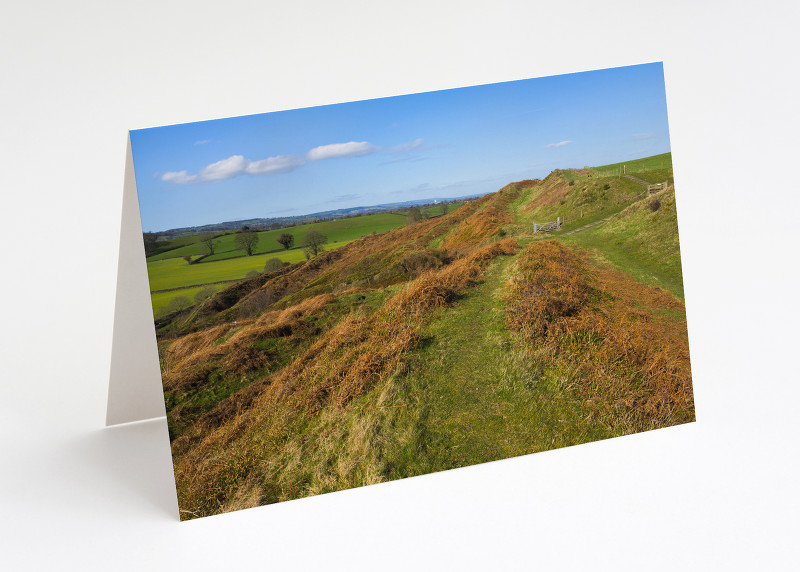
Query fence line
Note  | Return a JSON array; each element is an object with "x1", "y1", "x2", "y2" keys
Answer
[{"x1": 624, "y1": 175, "x2": 669, "y2": 196}]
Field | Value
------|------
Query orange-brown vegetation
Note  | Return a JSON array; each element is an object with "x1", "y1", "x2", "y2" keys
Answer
[
  {"x1": 440, "y1": 188, "x2": 521, "y2": 254},
  {"x1": 162, "y1": 294, "x2": 336, "y2": 392},
  {"x1": 168, "y1": 235, "x2": 520, "y2": 516},
  {"x1": 505, "y1": 240, "x2": 693, "y2": 428},
  {"x1": 522, "y1": 175, "x2": 571, "y2": 212},
  {"x1": 157, "y1": 167, "x2": 690, "y2": 519},
  {"x1": 240, "y1": 236, "x2": 520, "y2": 414}
]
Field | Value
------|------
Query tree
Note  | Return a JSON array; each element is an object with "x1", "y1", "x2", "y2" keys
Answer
[
  {"x1": 406, "y1": 206, "x2": 422, "y2": 225},
  {"x1": 264, "y1": 257, "x2": 283, "y2": 273},
  {"x1": 276, "y1": 232, "x2": 294, "y2": 250},
  {"x1": 142, "y1": 232, "x2": 159, "y2": 257},
  {"x1": 199, "y1": 232, "x2": 217, "y2": 255},
  {"x1": 301, "y1": 230, "x2": 328, "y2": 258},
  {"x1": 235, "y1": 227, "x2": 259, "y2": 256},
  {"x1": 440, "y1": 202, "x2": 448, "y2": 216},
  {"x1": 183, "y1": 254, "x2": 192, "y2": 264}
]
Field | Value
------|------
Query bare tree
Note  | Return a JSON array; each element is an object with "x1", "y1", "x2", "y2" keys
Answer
[
  {"x1": 199, "y1": 232, "x2": 217, "y2": 255},
  {"x1": 301, "y1": 230, "x2": 328, "y2": 258},
  {"x1": 235, "y1": 227, "x2": 259, "y2": 256}
]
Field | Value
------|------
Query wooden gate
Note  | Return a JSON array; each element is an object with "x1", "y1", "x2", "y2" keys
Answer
[{"x1": 533, "y1": 217, "x2": 561, "y2": 233}]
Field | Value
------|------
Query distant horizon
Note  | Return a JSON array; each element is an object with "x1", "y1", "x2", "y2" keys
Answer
[
  {"x1": 131, "y1": 63, "x2": 671, "y2": 232},
  {"x1": 150, "y1": 191, "x2": 490, "y2": 234}
]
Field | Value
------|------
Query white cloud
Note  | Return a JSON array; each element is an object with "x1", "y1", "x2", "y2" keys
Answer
[
  {"x1": 161, "y1": 140, "x2": 379, "y2": 185},
  {"x1": 307, "y1": 141, "x2": 378, "y2": 161},
  {"x1": 194, "y1": 139, "x2": 210, "y2": 145},
  {"x1": 390, "y1": 138, "x2": 425, "y2": 153},
  {"x1": 161, "y1": 170, "x2": 197, "y2": 184},
  {"x1": 197, "y1": 155, "x2": 248, "y2": 181},
  {"x1": 545, "y1": 140, "x2": 573, "y2": 148},
  {"x1": 161, "y1": 154, "x2": 303, "y2": 184},
  {"x1": 245, "y1": 155, "x2": 305, "y2": 175}
]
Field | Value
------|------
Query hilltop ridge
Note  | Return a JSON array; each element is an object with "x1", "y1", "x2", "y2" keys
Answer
[{"x1": 153, "y1": 152, "x2": 693, "y2": 519}]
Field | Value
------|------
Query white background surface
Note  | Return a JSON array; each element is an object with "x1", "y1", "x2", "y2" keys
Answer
[{"x1": 2, "y1": 1, "x2": 798, "y2": 570}]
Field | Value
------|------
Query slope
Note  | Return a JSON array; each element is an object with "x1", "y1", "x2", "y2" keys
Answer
[{"x1": 154, "y1": 156, "x2": 693, "y2": 519}]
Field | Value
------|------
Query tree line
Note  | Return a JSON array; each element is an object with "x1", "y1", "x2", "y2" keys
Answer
[{"x1": 188, "y1": 227, "x2": 328, "y2": 262}]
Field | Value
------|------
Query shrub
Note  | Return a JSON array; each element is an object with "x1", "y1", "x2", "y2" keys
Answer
[
  {"x1": 246, "y1": 270, "x2": 260, "y2": 279},
  {"x1": 649, "y1": 198, "x2": 661, "y2": 212},
  {"x1": 569, "y1": 180, "x2": 575, "y2": 186},
  {"x1": 162, "y1": 295, "x2": 192, "y2": 316},
  {"x1": 194, "y1": 285, "x2": 216, "y2": 304},
  {"x1": 264, "y1": 257, "x2": 283, "y2": 273},
  {"x1": 406, "y1": 206, "x2": 423, "y2": 225},
  {"x1": 183, "y1": 255, "x2": 192, "y2": 264},
  {"x1": 603, "y1": 183, "x2": 610, "y2": 190}
]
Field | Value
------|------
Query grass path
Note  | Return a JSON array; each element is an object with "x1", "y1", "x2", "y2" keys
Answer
[
  {"x1": 392, "y1": 251, "x2": 615, "y2": 475},
  {"x1": 562, "y1": 215, "x2": 614, "y2": 235}
]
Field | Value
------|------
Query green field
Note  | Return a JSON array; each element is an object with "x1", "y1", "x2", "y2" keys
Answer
[
  {"x1": 146, "y1": 242, "x2": 350, "y2": 292},
  {"x1": 151, "y1": 284, "x2": 227, "y2": 315},
  {"x1": 562, "y1": 187, "x2": 684, "y2": 299},
  {"x1": 591, "y1": 152, "x2": 672, "y2": 178},
  {"x1": 147, "y1": 212, "x2": 406, "y2": 262},
  {"x1": 419, "y1": 202, "x2": 463, "y2": 218},
  {"x1": 145, "y1": 211, "x2": 411, "y2": 303}
]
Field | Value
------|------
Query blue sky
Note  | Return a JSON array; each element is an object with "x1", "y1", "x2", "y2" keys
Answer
[{"x1": 131, "y1": 62, "x2": 671, "y2": 232}]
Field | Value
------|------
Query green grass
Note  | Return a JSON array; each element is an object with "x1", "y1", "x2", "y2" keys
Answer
[
  {"x1": 383, "y1": 253, "x2": 614, "y2": 474},
  {"x1": 165, "y1": 370, "x2": 261, "y2": 441},
  {"x1": 146, "y1": 242, "x2": 351, "y2": 292},
  {"x1": 151, "y1": 284, "x2": 227, "y2": 315},
  {"x1": 156, "y1": 153, "x2": 692, "y2": 517},
  {"x1": 147, "y1": 234, "x2": 207, "y2": 258},
  {"x1": 419, "y1": 202, "x2": 462, "y2": 218},
  {"x1": 626, "y1": 168, "x2": 674, "y2": 185},
  {"x1": 147, "y1": 212, "x2": 405, "y2": 261},
  {"x1": 513, "y1": 173, "x2": 644, "y2": 232},
  {"x1": 591, "y1": 152, "x2": 672, "y2": 178},
  {"x1": 561, "y1": 188, "x2": 685, "y2": 299},
  {"x1": 188, "y1": 249, "x2": 617, "y2": 507}
]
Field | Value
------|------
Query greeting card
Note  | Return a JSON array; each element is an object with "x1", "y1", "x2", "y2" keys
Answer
[{"x1": 109, "y1": 62, "x2": 694, "y2": 519}]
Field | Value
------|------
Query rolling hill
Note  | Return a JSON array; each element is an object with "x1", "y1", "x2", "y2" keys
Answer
[{"x1": 153, "y1": 152, "x2": 694, "y2": 519}]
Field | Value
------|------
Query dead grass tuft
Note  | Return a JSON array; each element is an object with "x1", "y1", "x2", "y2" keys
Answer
[
  {"x1": 442, "y1": 206, "x2": 514, "y2": 253},
  {"x1": 161, "y1": 294, "x2": 336, "y2": 390},
  {"x1": 505, "y1": 240, "x2": 693, "y2": 428},
  {"x1": 523, "y1": 177, "x2": 571, "y2": 212}
]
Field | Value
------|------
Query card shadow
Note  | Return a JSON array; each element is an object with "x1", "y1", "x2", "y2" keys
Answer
[{"x1": 66, "y1": 417, "x2": 179, "y2": 519}]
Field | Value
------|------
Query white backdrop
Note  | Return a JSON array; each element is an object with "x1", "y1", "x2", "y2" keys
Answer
[{"x1": 2, "y1": 1, "x2": 798, "y2": 570}]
